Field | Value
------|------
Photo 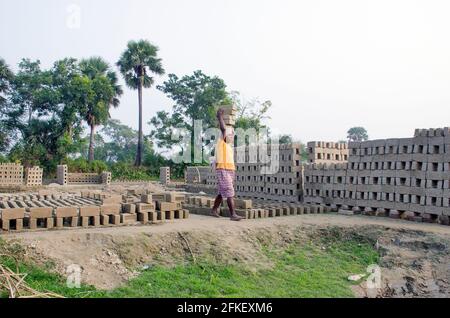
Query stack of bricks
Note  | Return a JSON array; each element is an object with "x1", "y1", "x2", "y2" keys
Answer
[
  {"x1": 220, "y1": 105, "x2": 237, "y2": 127},
  {"x1": 235, "y1": 143, "x2": 304, "y2": 203},
  {"x1": 57, "y1": 165, "x2": 68, "y2": 186},
  {"x1": 160, "y1": 167, "x2": 170, "y2": 185},
  {"x1": 101, "y1": 171, "x2": 112, "y2": 185},
  {"x1": 57, "y1": 165, "x2": 112, "y2": 186},
  {"x1": 307, "y1": 141, "x2": 349, "y2": 164},
  {"x1": 24, "y1": 166, "x2": 43, "y2": 186},
  {"x1": 304, "y1": 128, "x2": 450, "y2": 225},
  {"x1": 0, "y1": 163, "x2": 23, "y2": 186},
  {"x1": 153, "y1": 192, "x2": 188, "y2": 221},
  {"x1": 0, "y1": 188, "x2": 191, "y2": 232},
  {"x1": 184, "y1": 196, "x2": 266, "y2": 219}
]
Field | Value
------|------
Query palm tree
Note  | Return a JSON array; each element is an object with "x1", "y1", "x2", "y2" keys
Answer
[
  {"x1": 117, "y1": 40, "x2": 164, "y2": 166},
  {"x1": 79, "y1": 57, "x2": 123, "y2": 162}
]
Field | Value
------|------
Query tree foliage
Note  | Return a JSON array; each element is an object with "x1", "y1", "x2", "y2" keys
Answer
[{"x1": 347, "y1": 127, "x2": 369, "y2": 142}]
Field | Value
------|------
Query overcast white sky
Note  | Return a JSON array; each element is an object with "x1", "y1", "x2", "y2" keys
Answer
[{"x1": 1, "y1": 0, "x2": 450, "y2": 143}]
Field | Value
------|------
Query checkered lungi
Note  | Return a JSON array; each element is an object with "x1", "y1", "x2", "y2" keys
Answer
[{"x1": 216, "y1": 169, "x2": 235, "y2": 198}]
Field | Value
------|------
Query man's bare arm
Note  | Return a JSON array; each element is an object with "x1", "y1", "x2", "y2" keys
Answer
[{"x1": 217, "y1": 108, "x2": 226, "y2": 139}]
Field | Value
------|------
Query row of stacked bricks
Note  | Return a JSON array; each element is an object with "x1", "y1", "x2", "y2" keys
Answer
[
  {"x1": 57, "y1": 165, "x2": 112, "y2": 185},
  {"x1": 184, "y1": 196, "x2": 328, "y2": 218},
  {"x1": 307, "y1": 141, "x2": 349, "y2": 164},
  {"x1": 252, "y1": 201, "x2": 329, "y2": 216},
  {"x1": 234, "y1": 143, "x2": 303, "y2": 203},
  {"x1": 0, "y1": 189, "x2": 190, "y2": 232},
  {"x1": 304, "y1": 128, "x2": 450, "y2": 225},
  {"x1": 120, "y1": 189, "x2": 188, "y2": 225},
  {"x1": 0, "y1": 191, "x2": 100, "y2": 231},
  {"x1": 0, "y1": 163, "x2": 23, "y2": 186},
  {"x1": 184, "y1": 196, "x2": 267, "y2": 219}
]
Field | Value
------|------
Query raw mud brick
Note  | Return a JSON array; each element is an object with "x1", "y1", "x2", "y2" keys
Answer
[
  {"x1": 55, "y1": 207, "x2": 78, "y2": 218},
  {"x1": 28, "y1": 207, "x2": 53, "y2": 218},
  {"x1": 79, "y1": 206, "x2": 100, "y2": 217},
  {"x1": 164, "y1": 210, "x2": 175, "y2": 220},
  {"x1": 121, "y1": 213, "x2": 137, "y2": 224},
  {"x1": 101, "y1": 214, "x2": 122, "y2": 225},
  {"x1": 289, "y1": 206, "x2": 298, "y2": 215},
  {"x1": 157, "y1": 211, "x2": 166, "y2": 221},
  {"x1": 148, "y1": 211, "x2": 159, "y2": 222},
  {"x1": 152, "y1": 193, "x2": 166, "y2": 202},
  {"x1": 46, "y1": 218, "x2": 54, "y2": 229},
  {"x1": 137, "y1": 212, "x2": 149, "y2": 224},
  {"x1": 174, "y1": 210, "x2": 184, "y2": 219},
  {"x1": 136, "y1": 202, "x2": 155, "y2": 213},
  {"x1": 100, "y1": 204, "x2": 121, "y2": 215},
  {"x1": 122, "y1": 203, "x2": 136, "y2": 214},
  {"x1": 165, "y1": 192, "x2": 185, "y2": 203},
  {"x1": 283, "y1": 207, "x2": 291, "y2": 216},
  {"x1": 275, "y1": 208, "x2": 283, "y2": 216},
  {"x1": 235, "y1": 199, "x2": 252, "y2": 209},
  {"x1": 157, "y1": 201, "x2": 178, "y2": 212},
  {"x1": 15, "y1": 219, "x2": 23, "y2": 231},
  {"x1": 81, "y1": 215, "x2": 100, "y2": 227},
  {"x1": 268, "y1": 208, "x2": 276, "y2": 217},
  {"x1": 140, "y1": 194, "x2": 152, "y2": 204},
  {"x1": 1, "y1": 208, "x2": 25, "y2": 220}
]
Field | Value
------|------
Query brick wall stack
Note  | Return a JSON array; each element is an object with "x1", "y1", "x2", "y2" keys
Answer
[
  {"x1": 57, "y1": 165, "x2": 68, "y2": 186},
  {"x1": 0, "y1": 163, "x2": 24, "y2": 186},
  {"x1": 24, "y1": 166, "x2": 43, "y2": 186},
  {"x1": 304, "y1": 128, "x2": 450, "y2": 223},
  {"x1": 307, "y1": 141, "x2": 349, "y2": 164}
]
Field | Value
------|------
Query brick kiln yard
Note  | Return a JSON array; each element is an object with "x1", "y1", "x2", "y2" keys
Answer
[
  {"x1": 0, "y1": 181, "x2": 449, "y2": 298},
  {"x1": 1, "y1": 127, "x2": 450, "y2": 297}
]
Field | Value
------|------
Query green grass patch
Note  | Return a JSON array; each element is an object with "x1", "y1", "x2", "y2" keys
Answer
[{"x1": 1, "y1": 237, "x2": 378, "y2": 298}]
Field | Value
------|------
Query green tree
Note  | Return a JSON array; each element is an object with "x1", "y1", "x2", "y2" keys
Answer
[
  {"x1": 347, "y1": 127, "x2": 369, "y2": 142},
  {"x1": 278, "y1": 134, "x2": 293, "y2": 144},
  {"x1": 117, "y1": 40, "x2": 165, "y2": 166},
  {"x1": 150, "y1": 70, "x2": 228, "y2": 162},
  {"x1": 0, "y1": 58, "x2": 14, "y2": 152},
  {"x1": 78, "y1": 57, "x2": 123, "y2": 162},
  {"x1": 3, "y1": 58, "x2": 86, "y2": 171},
  {"x1": 230, "y1": 91, "x2": 271, "y2": 131}
]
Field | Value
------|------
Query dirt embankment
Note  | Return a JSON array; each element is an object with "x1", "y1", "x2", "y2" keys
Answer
[{"x1": 2, "y1": 214, "x2": 450, "y2": 297}]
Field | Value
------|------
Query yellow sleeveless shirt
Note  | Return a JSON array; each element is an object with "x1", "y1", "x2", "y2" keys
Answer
[{"x1": 215, "y1": 137, "x2": 235, "y2": 170}]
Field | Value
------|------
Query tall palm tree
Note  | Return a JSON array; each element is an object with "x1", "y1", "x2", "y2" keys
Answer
[
  {"x1": 79, "y1": 57, "x2": 123, "y2": 162},
  {"x1": 117, "y1": 40, "x2": 164, "y2": 166}
]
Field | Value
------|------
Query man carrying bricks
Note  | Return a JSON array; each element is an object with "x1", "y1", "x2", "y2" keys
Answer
[{"x1": 211, "y1": 108, "x2": 243, "y2": 221}]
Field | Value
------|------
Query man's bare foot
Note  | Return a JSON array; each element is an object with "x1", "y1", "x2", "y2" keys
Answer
[
  {"x1": 230, "y1": 214, "x2": 244, "y2": 221},
  {"x1": 210, "y1": 209, "x2": 221, "y2": 218}
]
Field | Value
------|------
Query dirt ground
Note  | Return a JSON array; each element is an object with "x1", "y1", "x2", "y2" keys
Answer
[{"x1": 2, "y1": 214, "x2": 450, "y2": 297}]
